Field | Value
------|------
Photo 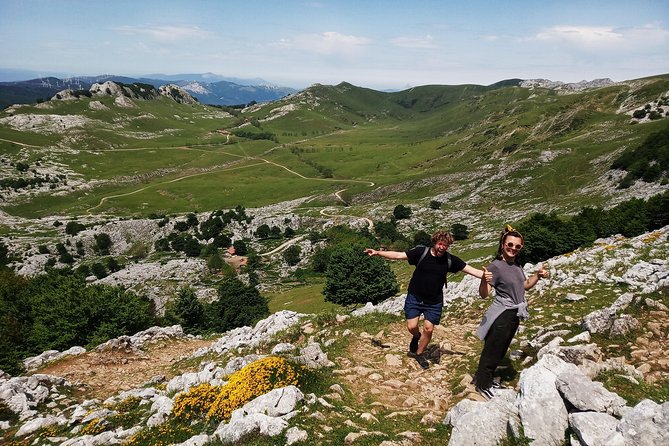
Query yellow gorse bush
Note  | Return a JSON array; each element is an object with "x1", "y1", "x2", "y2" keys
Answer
[
  {"x1": 172, "y1": 382, "x2": 221, "y2": 421},
  {"x1": 172, "y1": 356, "x2": 301, "y2": 422},
  {"x1": 80, "y1": 418, "x2": 106, "y2": 436}
]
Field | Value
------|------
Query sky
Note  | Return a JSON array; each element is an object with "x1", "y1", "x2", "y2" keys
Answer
[{"x1": 1, "y1": 0, "x2": 668, "y2": 90}]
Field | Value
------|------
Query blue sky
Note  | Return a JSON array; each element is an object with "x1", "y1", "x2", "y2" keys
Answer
[{"x1": 1, "y1": 0, "x2": 668, "y2": 89}]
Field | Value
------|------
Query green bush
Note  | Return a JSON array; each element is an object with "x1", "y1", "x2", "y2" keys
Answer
[
  {"x1": 283, "y1": 245, "x2": 301, "y2": 266},
  {"x1": 172, "y1": 287, "x2": 206, "y2": 334},
  {"x1": 451, "y1": 223, "x2": 469, "y2": 240},
  {"x1": 323, "y1": 244, "x2": 399, "y2": 307},
  {"x1": 412, "y1": 230, "x2": 432, "y2": 247},
  {"x1": 65, "y1": 221, "x2": 86, "y2": 236},
  {"x1": 94, "y1": 233, "x2": 113, "y2": 255},
  {"x1": 0, "y1": 269, "x2": 154, "y2": 374},
  {"x1": 517, "y1": 191, "x2": 669, "y2": 263},
  {"x1": 208, "y1": 278, "x2": 269, "y2": 332},
  {"x1": 393, "y1": 204, "x2": 412, "y2": 220}
]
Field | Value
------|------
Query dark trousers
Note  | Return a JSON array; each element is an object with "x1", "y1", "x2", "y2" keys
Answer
[{"x1": 474, "y1": 309, "x2": 520, "y2": 389}]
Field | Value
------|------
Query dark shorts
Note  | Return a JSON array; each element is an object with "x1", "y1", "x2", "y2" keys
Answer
[{"x1": 404, "y1": 293, "x2": 443, "y2": 325}]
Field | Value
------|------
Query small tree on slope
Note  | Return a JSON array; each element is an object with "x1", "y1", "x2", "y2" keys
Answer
[{"x1": 323, "y1": 245, "x2": 399, "y2": 307}]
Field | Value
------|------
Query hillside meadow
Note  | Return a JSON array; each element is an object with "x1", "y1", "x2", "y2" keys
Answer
[{"x1": 0, "y1": 75, "x2": 668, "y2": 224}]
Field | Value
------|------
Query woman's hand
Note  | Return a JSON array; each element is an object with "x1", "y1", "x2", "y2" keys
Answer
[
  {"x1": 536, "y1": 263, "x2": 550, "y2": 279},
  {"x1": 482, "y1": 266, "x2": 493, "y2": 284}
]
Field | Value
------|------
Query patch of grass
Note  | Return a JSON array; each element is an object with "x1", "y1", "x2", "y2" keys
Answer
[
  {"x1": 124, "y1": 418, "x2": 206, "y2": 446},
  {"x1": 595, "y1": 370, "x2": 669, "y2": 406},
  {"x1": 266, "y1": 282, "x2": 342, "y2": 314},
  {"x1": 0, "y1": 401, "x2": 18, "y2": 424}
]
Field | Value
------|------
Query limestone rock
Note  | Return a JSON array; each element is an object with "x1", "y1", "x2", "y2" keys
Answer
[
  {"x1": 569, "y1": 412, "x2": 619, "y2": 446},
  {"x1": 556, "y1": 371, "x2": 627, "y2": 416}
]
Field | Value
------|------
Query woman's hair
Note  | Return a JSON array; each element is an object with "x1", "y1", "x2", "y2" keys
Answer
[
  {"x1": 431, "y1": 230, "x2": 454, "y2": 246},
  {"x1": 496, "y1": 225, "x2": 524, "y2": 264}
]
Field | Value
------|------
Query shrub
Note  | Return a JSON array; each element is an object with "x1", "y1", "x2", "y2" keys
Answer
[
  {"x1": 65, "y1": 221, "x2": 86, "y2": 236},
  {"x1": 393, "y1": 204, "x2": 412, "y2": 220},
  {"x1": 632, "y1": 109, "x2": 647, "y2": 119},
  {"x1": 256, "y1": 224, "x2": 270, "y2": 239},
  {"x1": 374, "y1": 220, "x2": 404, "y2": 244},
  {"x1": 173, "y1": 358, "x2": 301, "y2": 422},
  {"x1": 207, "y1": 356, "x2": 300, "y2": 420},
  {"x1": 172, "y1": 383, "x2": 221, "y2": 421},
  {"x1": 429, "y1": 200, "x2": 442, "y2": 210},
  {"x1": 232, "y1": 239, "x2": 248, "y2": 256},
  {"x1": 172, "y1": 287, "x2": 205, "y2": 334},
  {"x1": 91, "y1": 262, "x2": 107, "y2": 279},
  {"x1": 94, "y1": 233, "x2": 112, "y2": 255},
  {"x1": 0, "y1": 269, "x2": 154, "y2": 372},
  {"x1": 323, "y1": 244, "x2": 399, "y2": 307},
  {"x1": 451, "y1": 223, "x2": 469, "y2": 240},
  {"x1": 283, "y1": 245, "x2": 301, "y2": 266},
  {"x1": 412, "y1": 230, "x2": 432, "y2": 247},
  {"x1": 208, "y1": 277, "x2": 269, "y2": 332}
]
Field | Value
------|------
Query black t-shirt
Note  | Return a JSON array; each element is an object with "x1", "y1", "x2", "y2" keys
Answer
[{"x1": 405, "y1": 246, "x2": 466, "y2": 304}]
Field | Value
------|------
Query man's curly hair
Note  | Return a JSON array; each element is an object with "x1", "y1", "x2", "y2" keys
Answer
[{"x1": 431, "y1": 230, "x2": 454, "y2": 246}]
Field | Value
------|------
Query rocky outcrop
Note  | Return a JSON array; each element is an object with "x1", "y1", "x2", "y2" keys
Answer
[
  {"x1": 520, "y1": 78, "x2": 615, "y2": 93},
  {"x1": 158, "y1": 84, "x2": 198, "y2": 104},
  {"x1": 214, "y1": 386, "x2": 305, "y2": 444},
  {"x1": 94, "y1": 324, "x2": 189, "y2": 353},
  {"x1": 444, "y1": 354, "x2": 667, "y2": 446},
  {"x1": 23, "y1": 346, "x2": 86, "y2": 371},
  {"x1": 193, "y1": 310, "x2": 305, "y2": 357}
]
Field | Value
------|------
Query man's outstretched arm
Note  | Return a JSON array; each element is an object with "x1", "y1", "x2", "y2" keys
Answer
[{"x1": 364, "y1": 248, "x2": 408, "y2": 260}]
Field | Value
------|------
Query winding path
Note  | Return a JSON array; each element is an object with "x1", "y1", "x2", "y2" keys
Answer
[
  {"x1": 87, "y1": 144, "x2": 375, "y2": 213},
  {"x1": 258, "y1": 235, "x2": 306, "y2": 257}
]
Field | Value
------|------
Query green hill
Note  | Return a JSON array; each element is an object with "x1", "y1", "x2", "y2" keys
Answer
[{"x1": 1, "y1": 75, "x2": 668, "y2": 221}]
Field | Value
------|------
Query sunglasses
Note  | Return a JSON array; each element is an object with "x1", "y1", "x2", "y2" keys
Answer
[{"x1": 505, "y1": 242, "x2": 523, "y2": 250}]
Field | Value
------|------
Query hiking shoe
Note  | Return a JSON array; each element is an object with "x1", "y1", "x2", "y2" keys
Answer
[
  {"x1": 476, "y1": 386, "x2": 494, "y2": 400},
  {"x1": 491, "y1": 380, "x2": 507, "y2": 389},
  {"x1": 415, "y1": 353, "x2": 429, "y2": 370},
  {"x1": 409, "y1": 334, "x2": 421, "y2": 354}
]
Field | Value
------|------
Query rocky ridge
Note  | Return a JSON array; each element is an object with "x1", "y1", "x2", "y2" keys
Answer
[
  {"x1": 520, "y1": 78, "x2": 616, "y2": 93},
  {"x1": 1, "y1": 225, "x2": 667, "y2": 445}
]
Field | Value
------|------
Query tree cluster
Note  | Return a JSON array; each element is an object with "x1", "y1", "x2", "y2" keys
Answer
[
  {"x1": 611, "y1": 127, "x2": 669, "y2": 188},
  {"x1": 517, "y1": 191, "x2": 669, "y2": 264},
  {"x1": 166, "y1": 278, "x2": 269, "y2": 335},
  {"x1": 0, "y1": 268, "x2": 155, "y2": 375}
]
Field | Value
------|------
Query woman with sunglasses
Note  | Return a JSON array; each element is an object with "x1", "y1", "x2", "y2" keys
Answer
[{"x1": 473, "y1": 225, "x2": 549, "y2": 400}]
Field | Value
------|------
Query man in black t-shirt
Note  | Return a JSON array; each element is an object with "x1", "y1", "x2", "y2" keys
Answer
[{"x1": 365, "y1": 230, "x2": 484, "y2": 369}]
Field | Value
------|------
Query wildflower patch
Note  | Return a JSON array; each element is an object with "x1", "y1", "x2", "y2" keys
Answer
[{"x1": 172, "y1": 356, "x2": 302, "y2": 422}]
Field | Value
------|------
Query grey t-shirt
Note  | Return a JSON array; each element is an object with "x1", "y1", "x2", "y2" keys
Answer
[
  {"x1": 475, "y1": 259, "x2": 528, "y2": 340},
  {"x1": 487, "y1": 259, "x2": 527, "y2": 306}
]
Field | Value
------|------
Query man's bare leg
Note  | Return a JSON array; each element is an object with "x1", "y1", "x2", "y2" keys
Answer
[
  {"x1": 416, "y1": 320, "x2": 434, "y2": 355},
  {"x1": 407, "y1": 317, "x2": 420, "y2": 337}
]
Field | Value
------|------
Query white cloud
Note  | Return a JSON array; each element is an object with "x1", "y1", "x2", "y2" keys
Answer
[
  {"x1": 390, "y1": 35, "x2": 437, "y2": 49},
  {"x1": 276, "y1": 31, "x2": 371, "y2": 55},
  {"x1": 535, "y1": 24, "x2": 669, "y2": 51},
  {"x1": 114, "y1": 25, "x2": 212, "y2": 42}
]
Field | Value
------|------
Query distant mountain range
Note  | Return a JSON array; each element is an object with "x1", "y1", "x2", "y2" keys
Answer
[{"x1": 0, "y1": 72, "x2": 298, "y2": 109}]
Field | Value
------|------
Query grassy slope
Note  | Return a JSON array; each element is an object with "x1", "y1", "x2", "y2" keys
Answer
[{"x1": 1, "y1": 76, "x2": 668, "y2": 220}]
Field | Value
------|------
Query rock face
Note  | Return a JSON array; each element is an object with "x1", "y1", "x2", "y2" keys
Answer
[
  {"x1": 444, "y1": 354, "x2": 668, "y2": 446},
  {"x1": 520, "y1": 78, "x2": 615, "y2": 93},
  {"x1": 158, "y1": 84, "x2": 198, "y2": 104},
  {"x1": 23, "y1": 346, "x2": 86, "y2": 371},
  {"x1": 214, "y1": 386, "x2": 304, "y2": 444},
  {"x1": 49, "y1": 80, "x2": 198, "y2": 105}
]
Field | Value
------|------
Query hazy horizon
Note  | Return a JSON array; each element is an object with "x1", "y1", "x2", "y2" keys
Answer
[{"x1": 1, "y1": 0, "x2": 668, "y2": 90}]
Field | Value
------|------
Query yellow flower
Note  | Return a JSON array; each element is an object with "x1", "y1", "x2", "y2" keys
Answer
[{"x1": 171, "y1": 356, "x2": 301, "y2": 422}]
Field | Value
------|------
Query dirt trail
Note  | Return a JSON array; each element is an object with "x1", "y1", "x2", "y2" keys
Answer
[
  {"x1": 338, "y1": 313, "x2": 485, "y2": 419},
  {"x1": 37, "y1": 339, "x2": 213, "y2": 400}
]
